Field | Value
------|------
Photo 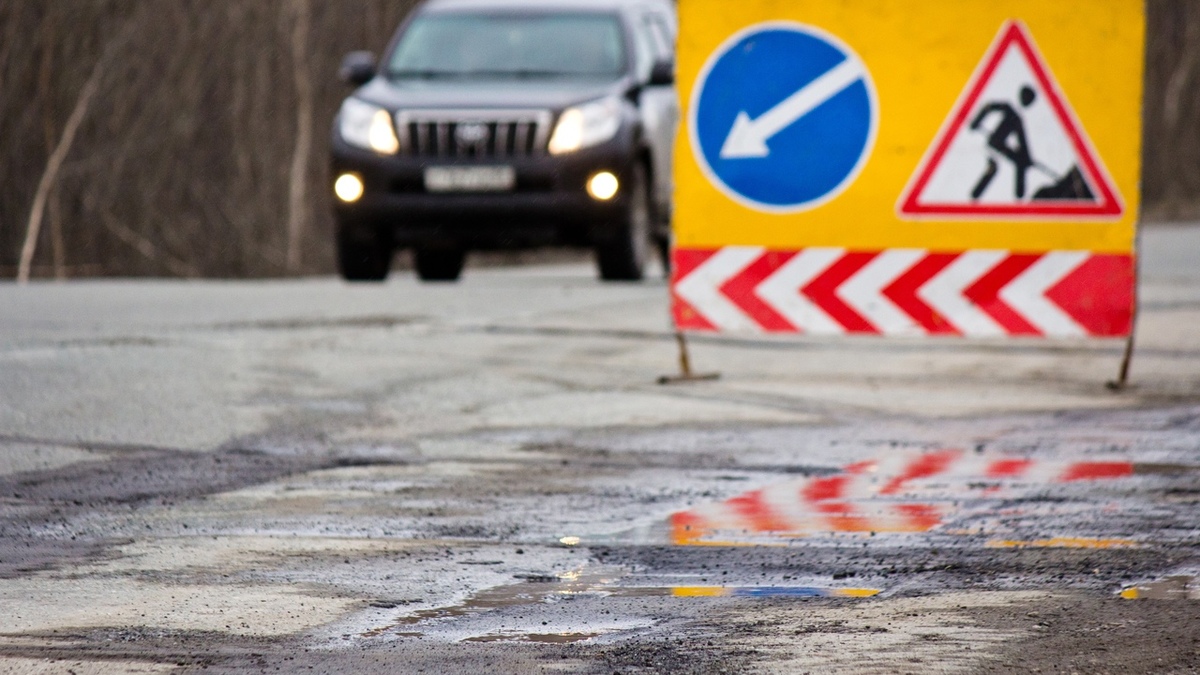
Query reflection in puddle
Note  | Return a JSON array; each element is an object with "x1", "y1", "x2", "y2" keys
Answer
[
  {"x1": 1120, "y1": 576, "x2": 1198, "y2": 600},
  {"x1": 670, "y1": 449, "x2": 1148, "y2": 545}
]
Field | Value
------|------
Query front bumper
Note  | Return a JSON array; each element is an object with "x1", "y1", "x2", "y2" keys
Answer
[{"x1": 331, "y1": 136, "x2": 635, "y2": 249}]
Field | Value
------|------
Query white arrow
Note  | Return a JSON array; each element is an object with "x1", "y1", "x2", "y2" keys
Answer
[{"x1": 720, "y1": 58, "x2": 868, "y2": 159}]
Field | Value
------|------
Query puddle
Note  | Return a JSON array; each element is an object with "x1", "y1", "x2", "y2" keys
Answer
[
  {"x1": 986, "y1": 537, "x2": 1139, "y2": 550},
  {"x1": 360, "y1": 565, "x2": 881, "y2": 643},
  {"x1": 667, "y1": 449, "x2": 1167, "y2": 545},
  {"x1": 515, "y1": 573, "x2": 560, "y2": 583},
  {"x1": 464, "y1": 632, "x2": 603, "y2": 644},
  {"x1": 671, "y1": 586, "x2": 879, "y2": 599},
  {"x1": 361, "y1": 567, "x2": 627, "y2": 640},
  {"x1": 388, "y1": 581, "x2": 565, "y2": 627},
  {"x1": 1120, "y1": 576, "x2": 1199, "y2": 600}
]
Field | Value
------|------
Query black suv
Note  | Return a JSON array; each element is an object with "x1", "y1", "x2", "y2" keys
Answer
[{"x1": 330, "y1": 0, "x2": 678, "y2": 282}]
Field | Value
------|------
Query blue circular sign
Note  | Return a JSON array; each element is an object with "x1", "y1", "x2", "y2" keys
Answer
[{"x1": 689, "y1": 23, "x2": 878, "y2": 213}]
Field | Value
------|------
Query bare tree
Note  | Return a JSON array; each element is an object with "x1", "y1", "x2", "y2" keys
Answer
[
  {"x1": 1, "y1": 0, "x2": 1192, "y2": 279},
  {"x1": 38, "y1": 5, "x2": 67, "y2": 280},
  {"x1": 286, "y1": 0, "x2": 314, "y2": 273},
  {"x1": 17, "y1": 36, "x2": 110, "y2": 283}
]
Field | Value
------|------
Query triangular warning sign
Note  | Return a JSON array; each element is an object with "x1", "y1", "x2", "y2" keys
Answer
[{"x1": 899, "y1": 21, "x2": 1123, "y2": 219}]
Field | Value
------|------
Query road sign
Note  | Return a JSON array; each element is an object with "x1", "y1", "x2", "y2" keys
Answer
[
  {"x1": 689, "y1": 23, "x2": 878, "y2": 212},
  {"x1": 673, "y1": 0, "x2": 1144, "y2": 338},
  {"x1": 899, "y1": 22, "x2": 1122, "y2": 218}
]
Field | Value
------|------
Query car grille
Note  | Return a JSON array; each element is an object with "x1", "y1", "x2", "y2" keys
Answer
[{"x1": 396, "y1": 109, "x2": 554, "y2": 159}]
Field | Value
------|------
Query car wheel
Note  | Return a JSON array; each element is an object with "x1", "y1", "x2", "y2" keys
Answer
[
  {"x1": 596, "y1": 163, "x2": 652, "y2": 282},
  {"x1": 414, "y1": 247, "x2": 466, "y2": 282},
  {"x1": 337, "y1": 224, "x2": 392, "y2": 282}
]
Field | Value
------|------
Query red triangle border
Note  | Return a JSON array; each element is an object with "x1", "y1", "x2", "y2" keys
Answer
[{"x1": 898, "y1": 21, "x2": 1123, "y2": 219}]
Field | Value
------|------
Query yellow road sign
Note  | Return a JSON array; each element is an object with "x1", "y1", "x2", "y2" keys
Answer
[{"x1": 672, "y1": 0, "x2": 1143, "y2": 338}]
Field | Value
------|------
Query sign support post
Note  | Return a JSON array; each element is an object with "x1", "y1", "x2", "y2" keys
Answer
[
  {"x1": 658, "y1": 332, "x2": 720, "y2": 386},
  {"x1": 1108, "y1": 224, "x2": 1144, "y2": 391}
]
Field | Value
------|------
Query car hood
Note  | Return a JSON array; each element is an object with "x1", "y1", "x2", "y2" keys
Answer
[{"x1": 353, "y1": 78, "x2": 627, "y2": 112}]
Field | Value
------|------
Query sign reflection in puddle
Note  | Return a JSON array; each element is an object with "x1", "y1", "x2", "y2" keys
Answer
[{"x1": 667, "y1": 448, "x2": 1173, "y2": 546}]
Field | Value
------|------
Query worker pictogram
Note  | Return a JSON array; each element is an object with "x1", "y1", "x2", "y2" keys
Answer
[{"x1": 899, "y1": 21, "x2": 1123, "y2": 218}]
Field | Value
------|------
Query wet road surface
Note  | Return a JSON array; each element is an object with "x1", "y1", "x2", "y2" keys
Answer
[{"x1": 1, "y1": 225, "x2": 1198, "y2": 673}]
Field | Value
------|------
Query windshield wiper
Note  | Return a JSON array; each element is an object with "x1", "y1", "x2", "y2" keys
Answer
[
  {"x1": 390, "y1": 68, "x2": 586, "y2": 80},
  {"x1": 386, "y1": 69, "x2": 466, "y2": 80},
  {"x1": 487, "y1": 69, "x2": 571, "y2": 79}
]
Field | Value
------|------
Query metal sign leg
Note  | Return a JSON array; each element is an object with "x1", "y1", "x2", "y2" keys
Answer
[{"x1": 658, "y1": 332, "x2": 721, "y2": 385}]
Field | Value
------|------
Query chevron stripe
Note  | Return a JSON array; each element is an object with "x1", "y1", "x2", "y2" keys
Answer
[
  {"x1": 755, "y1": 248, "x2": 845, "y2": 334},
  {"x1": 671, "y1": 248, "x2": 1133, "y2": 338},
  {"x1": 674, "y1": 247, "x2": 764, "y2": 332},
  {"x1": 886, "y1": 252, "x2": 960, "y2": 335},
  {"x1": 721, "y1": 251, "x2": 796, "y2": 332},
  {"x1": 918, "y1": 251, "x2": 1008, "y2": 336},
  {"x1": 838, "y1": 249, "x2": 927, "y2": 336},
  {"x1": 1000, "y1": 252, "x2": 1090, "y2": 337},
  {"x1": 804, "y1": 252, "x2": 878, "y2": 333}
]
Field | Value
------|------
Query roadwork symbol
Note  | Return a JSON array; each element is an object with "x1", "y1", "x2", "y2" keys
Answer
[
  {"x1": 690, "y1": 22, "x2": 878, "y2": 213},
  {"x1": 899, "y1": 21, "x2": 1122, "y2": 219}
]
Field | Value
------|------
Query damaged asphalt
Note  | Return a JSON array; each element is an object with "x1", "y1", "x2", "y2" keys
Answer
[{"x1": 0, "y1": 225, "x2": 1198, "y2": 674}]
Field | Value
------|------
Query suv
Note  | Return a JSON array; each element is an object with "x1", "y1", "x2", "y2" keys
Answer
[{"x1": 330, "y1": 0, "x2": 678, "y2": 283}]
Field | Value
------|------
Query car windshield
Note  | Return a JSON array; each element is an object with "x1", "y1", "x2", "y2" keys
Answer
[{"x1": 387, "y1": 13, "x2": 626, "y2": 80}]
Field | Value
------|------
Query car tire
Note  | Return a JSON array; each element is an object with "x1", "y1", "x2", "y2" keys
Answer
[
  {"x1": 596, "y1": 163, "x2": 653, "y2": 282},
  {"x1": 654, "y1": 233, "x2": 671, "y2": 279},
  {"x1": 414, "y1": 247, "x2": 466, "y2": 282},
  {"x1": 337, "y1": 225, "x2": 392, "y2": 282}
]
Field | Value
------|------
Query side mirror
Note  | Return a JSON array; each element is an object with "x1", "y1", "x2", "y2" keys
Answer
[
  {"x1": 340, "y1": 51, "x2": 377, "y2": 86},
  {"x1": 649, "y1": 59, "x2": 675, "y2": 86}
]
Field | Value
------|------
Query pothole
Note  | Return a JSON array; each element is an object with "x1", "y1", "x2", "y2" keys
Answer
[{"x1": 1120, "y1": 575, "x2": 1199, "y2": 600}]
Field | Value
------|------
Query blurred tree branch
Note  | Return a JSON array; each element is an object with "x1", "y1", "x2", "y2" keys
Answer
[
  {"x1": 286, "y1": 0, "x2": 314, "y2": 273},
  {"x1": 17, "y1": 18, "x2": 134, "y2": 284},
  {"x1": 39, "y1": 6, "x2": 67, "y2": 280},
  {"x1": 1, "y1": 0, "x2": 1192, "y2": 279},
  {"x1": 1163, "y1": 12, "x2": 1198, "y2": 135},
  {"x1": 99, "y1": 211, "x2": 200, "y2": 278}
]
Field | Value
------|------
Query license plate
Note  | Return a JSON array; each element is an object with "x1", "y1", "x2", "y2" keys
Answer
[{"x1": 424, "y1": 166, "x2": 516, "y2": 193}]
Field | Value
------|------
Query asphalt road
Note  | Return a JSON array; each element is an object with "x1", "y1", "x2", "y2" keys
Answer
[{"x1": 0, "y1": 225, "x2": 1198, "y2": 674}]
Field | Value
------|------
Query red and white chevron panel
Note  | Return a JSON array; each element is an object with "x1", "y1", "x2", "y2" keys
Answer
[{"x1": 672, "y1": 248, "x2": 1134, "y2": 337}]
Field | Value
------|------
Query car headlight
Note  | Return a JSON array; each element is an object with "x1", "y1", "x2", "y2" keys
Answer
[
  {"x1": 548, "y1": 97, "x2": 622, "y2": 155},
  {"x1": 338, "y1": 98, "x2": 400, "y2": 155}
]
